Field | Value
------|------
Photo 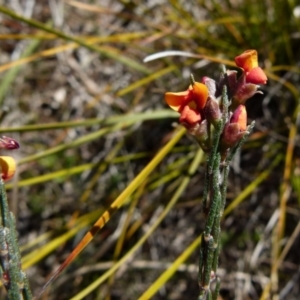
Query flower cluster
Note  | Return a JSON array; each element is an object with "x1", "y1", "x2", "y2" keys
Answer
[
  {"x1": 165, "y1": 50, "x2": 267, "y2": 156},
  {"x1": 0, "y1": 136, "x2": 19, "y2": 181}
]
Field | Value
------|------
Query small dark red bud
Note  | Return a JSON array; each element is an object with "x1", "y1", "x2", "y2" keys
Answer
[
  {"x1": 226, "y1": 70, "x2": 238, "y2": 94},
  {"x1": 0, "y1": 136, "x2": 20, "y2": 150},
  {"x1": 204, "y1": 97, "x2": 222, "y2": 126},
  {"x1": 202, "y1": 76, "x2": 217, "y2": 98},
  {"x1": 233, "y1": 82, "x2": 259, "y2": 105},
  {"x1": 189, "y1": 120, "x2": 211, "y2": 152},
  {"x1": 190, "y1": 119, "x2": 208, "y2": 143}
]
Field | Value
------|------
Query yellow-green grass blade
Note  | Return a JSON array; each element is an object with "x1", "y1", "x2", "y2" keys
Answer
[
  {"x1": 0, "y1": 38, "x2": 40, "y2": 105},
  {"x1": 116, "y1": 65, "x2": 178, "y2": 97},
  {"x1": 0, "y1": 109, "x2": 178, "y2": 132},
  {"x1": 0, "y1": 32, "x2": 148, "y2": 73},
  {"x1": 138, "y1": 235, "x2": 202, "y2": 300},
  {"x1": 0, "y1": 32, "x2": 148, "y2": 41},
  {"x1": 6, "y1": 148, "x2": 189, "y2": 190}
]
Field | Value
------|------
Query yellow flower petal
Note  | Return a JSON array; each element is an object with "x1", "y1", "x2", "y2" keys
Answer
[
  {"x1": 0, "y1": 156, "x2": 16, "y2": 181},
  {"x1": 165, "y1": 91, "x2": 189, "y2": 111},
  {"x1": 235, "y1": 50, "x2": 258, "y2": 72},
  {"x1": 192, "y1": 82, "x2": 208, "y2": 109}
]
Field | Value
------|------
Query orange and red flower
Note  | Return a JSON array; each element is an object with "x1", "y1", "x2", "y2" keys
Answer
[
  {"x1": 165, "y1": 82, "x2": 208, "y2": 126},
  {"x1": 163, "y1": 50, "x2": 265, "y2": 155},
  {"x1": 235, "y1": 50, "x2": 267, "y2": 85},
  {"x1": 232, "y1": 50, "x2": 268, "y2": 105}
]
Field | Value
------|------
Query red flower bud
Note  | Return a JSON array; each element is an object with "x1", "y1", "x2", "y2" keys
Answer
[
  {"x1": 221, "y1": 105, "x2": 247, "y2": 148},
  {"x1": 226, "y1": 70, "x2": 238, "y2": 93},
  {"x1": 189, "y1": 120, "x2": 210, "y2": 152},
  {"x1": 202, "y1": 76, "x2": 217, "y2": 98},
  {"x1": 230, "y1": 105, "x2": 247, "y2": 131},
  {"x1": 204, "y1": 97, "x2": 222, "y2": 125},
  {"x1": 222, "y1": 123, "x2": 242, "y2": 147},
  {"x1": 233, "y1": 77, "x2": 261, "y2": 105},
  {"x1": 190, "y1": 119, "x2": 208, "y2": 142}
]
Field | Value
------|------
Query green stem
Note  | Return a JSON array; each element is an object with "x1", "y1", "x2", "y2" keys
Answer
[
  {"x1": 0, "y1": 180, "x2": 10, "y2": 227},
  {"x1": 220, "y1": 163, "x2": 230, "y2": 215},
  {"x1": 212, "y1": 278, "x2": 221, "y2": 300},
  {"x1": 0, "y1": 180, "x2": 32, "y2": 299},
  {"x1": 211, "y1": 241, "x2": 220, "y2": 273},
  {"x1": 198, "y1": 233, "x2": 205, "y2": 284},
  {"x1": 202, "y1": 121, "x2": 222, "y2": 210},
  {"x1": 204, "y1": 154, "x2": 221, "y2": 237},
  {"x1": 203, "y1": 82, "x2": 228, "y2": 210}
]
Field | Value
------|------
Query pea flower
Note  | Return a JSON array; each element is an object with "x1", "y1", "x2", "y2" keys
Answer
[
  {"x1": 235, "y1": 50, "x2": 267, "y2": 84},
  {"x1": 232, "y1": 50, "x2": 267, "y2": 105},
  {"x1": 0, "y1": 136, "x2": 19, "y2": 181},
  {"x1": 163, "y1": 50, "x2": 267, "y2": 156},
  {"x1": 165, "y1": 82, "x2": 208, "y2": 127}
]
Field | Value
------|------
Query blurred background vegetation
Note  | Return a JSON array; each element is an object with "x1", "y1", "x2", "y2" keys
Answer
[{"x1": 0, "y1": 0, "x2": 299, "y2": 299}]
